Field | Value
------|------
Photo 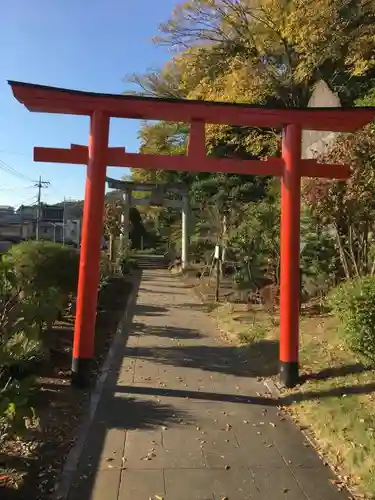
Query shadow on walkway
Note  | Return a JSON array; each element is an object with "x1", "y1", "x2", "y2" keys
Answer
[
  {"x1": 114, "y1": 384, "x2": 278, "y2": 407},
  {"x1": 132, "y1": 321, "x2": 204, "y2": 340},
  {"x1": 123, "y1": 339, "x2": 280, "y2": 378},
  {"x1": 132, "y1": 304, "x2": 168, "y2": 316}
]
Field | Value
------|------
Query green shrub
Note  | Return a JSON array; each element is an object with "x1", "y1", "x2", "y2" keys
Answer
[
  {"x1": 118, "y1": 254, "x2": 137, "y2": 275},
  {"x1": 22, "y1": 287, "x2": 65, "y2": 335},
  {"x1": 5, "y1": 241, "x2": 79, "y2": 298},
  {"x1": 0, "y1": 261, "x2": 40, "y2": 441},
  {"x1": 328, "y1": 276, "x2": 375, "y2": 360},
  {"x1": 0, "y1": 259, "x2": 40, "y2": 343},
  {"x1": 2, "y1": 244, "x2": 71, "y2": 352},
  {"x1": 119, "y1": 255, "x2": 131, "y2": 275},
  {"x1": 0, "y1": 377, "x2": 38, "y2": 441},
  {"x1": 99, "y1": 252, "x2": 113, "y2": 288},
  {"x1": 1, "y1": 332, "x2": 44, "y2": 371}
]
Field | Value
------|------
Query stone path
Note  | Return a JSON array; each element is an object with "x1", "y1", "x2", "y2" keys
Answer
[{"x1": 67, "y1": 269, "x2": 349, "y2": 500}]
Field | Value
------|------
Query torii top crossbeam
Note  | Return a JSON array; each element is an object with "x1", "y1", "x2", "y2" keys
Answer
[
  {"x1": 8, "y1": 79, "x2": 375, "y2": 391},
  {"x1": 10, "y1": 81, "x2": 375, "y2": 179},
  {"x1": 8, "y1": 80, "x2": 375, "y2": 130}
]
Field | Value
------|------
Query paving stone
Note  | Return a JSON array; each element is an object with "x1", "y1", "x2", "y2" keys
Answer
[
  {"x1": 133, "y1": 358, "x2": 160, "y2": 383},
  {"x1": 164, "y1": 468, "x2": 215, "y2": 500},
  {"x1": 250, "y1": 466, "x2": 307, "y2": 499},
  {"x1": 68, "y1": 469, "x2": 121, "y2": 500},
  {"x1": 117, "y1": 359, "x2": 136, "y2": 384},
  {"x1": 76, "y1": 423, "x2": 126, "y2": 476},
  {"x1": 97, "y1": 428, "x2": 127, "y2": 470},
  {"x1": 123, "y1": 429, "x2": 163, "y2": 469},
  {"x1": 161, "y1": 428, "x2": 206, "y2": 467},
  {"x1": 291, "y1": 466, "x2": 351, "y2": 500},
  {"x1": 266, "y1": 417, "x2": 326, "y2": 467},
  {"x1": 199, "y1": 429, "x2": 241, "y2": 467},
  {"x1": 164, "y1": 468, "x2": 258, "y2": 500},
  {"x1": 119, "y1": 469, "x2": 165, "y2": 500},
  {"x1": 123, "y1": 428, "x2": 205, "y2": 469}
]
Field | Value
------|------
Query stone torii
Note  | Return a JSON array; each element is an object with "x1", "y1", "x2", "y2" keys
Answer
[{"x1": 106, "y1": 177, "x2": 189, "y2": 268}]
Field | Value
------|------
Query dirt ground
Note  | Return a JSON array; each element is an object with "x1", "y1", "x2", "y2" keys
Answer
[{"x1": 0, "y1": 276, "x2": 134, "y2": 500}]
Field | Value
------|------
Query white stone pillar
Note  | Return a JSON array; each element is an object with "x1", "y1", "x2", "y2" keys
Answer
[
  {"x1": 120, "y1": 189, "x2": 131, "y2": 254},
  {"x1": 181, "y1": 194, "x2": 189, "y2": 270}
]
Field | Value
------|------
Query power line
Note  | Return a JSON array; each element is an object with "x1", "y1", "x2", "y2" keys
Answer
[
  {"x1": 0, "y1": 149, "x2": 30, "y2": 158},
  {"x1": 48, "y1": 182, "x2": 67, "y2": 201},
  {"x1": 16, "y1": 195, "x2": 38, "y2": 210},
  {"x1": 0, "y1": 158, "x2": 34, "y2": 183},
  {"x1": 0, "y1": 185, "x2": 35, "y2": 193}
]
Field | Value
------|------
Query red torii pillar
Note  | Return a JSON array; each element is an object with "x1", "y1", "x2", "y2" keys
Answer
[
  {"x1": 9, "y1": 81, "x2": 375, "y2": 388},
  {"x1": 280, "y1": 124, "x2": 302, "y2": 384},
  {"x1": 35, "y1": 139, "x2": 128, "y2": 386}
]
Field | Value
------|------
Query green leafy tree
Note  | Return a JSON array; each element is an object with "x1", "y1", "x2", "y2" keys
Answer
[{"x1": 302, "y1": 124, "x2": 375, "y2": 278}]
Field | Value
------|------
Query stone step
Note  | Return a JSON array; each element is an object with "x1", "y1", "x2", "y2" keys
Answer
[{"x1": 134, "y1": 254, "x2": 169, "y2": 269}]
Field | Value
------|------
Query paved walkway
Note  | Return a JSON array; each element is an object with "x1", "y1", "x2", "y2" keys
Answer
[{"x1": 68, "y1": 269, "x2": 349, "y2": 500}]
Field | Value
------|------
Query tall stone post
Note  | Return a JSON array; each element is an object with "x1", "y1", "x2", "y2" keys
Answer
[
  {"x1": 181, "y1": 193, "x2": 189, "y2": 270},
  {"x1": 120, "y1": 189, "x2": 131, "y2": 255}
]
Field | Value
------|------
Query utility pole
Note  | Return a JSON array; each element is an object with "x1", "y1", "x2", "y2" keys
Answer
[{"x1": 34, "y1": 175, "x2": 50, "y2": 241}]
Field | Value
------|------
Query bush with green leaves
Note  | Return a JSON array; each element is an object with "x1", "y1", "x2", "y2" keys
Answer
[
  {"x1": 118, "y1": 255, "x2": 131, "y2": 275},
  {"x1": 0, "y1": 376, "x2": 38, "y2": 442},
  {"x1": 118, "y1": 255, "x2": 138, "y2": 275},
  {"x1": 99, "y1": 251, "x2": 115, "y2": 288},
  {"x1": 0, "y1": 259, "x2": 43, "y2": 356},
  {"x1": 22, "y1": 286, "x2": 66, "y2": 338},
  {"x1": 328, "y1": 276, "x2": 375, "y2": 361},
  {"x1": 0, "y1": 260, "x2": 42, "y2": 440},
  {"x1": 5, "y1": 240, "x2": 79, "y2": 299}
]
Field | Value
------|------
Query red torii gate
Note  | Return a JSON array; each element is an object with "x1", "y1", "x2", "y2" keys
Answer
[{"x1": 8, "y1": 81, "x2": 375, "y2": 389}]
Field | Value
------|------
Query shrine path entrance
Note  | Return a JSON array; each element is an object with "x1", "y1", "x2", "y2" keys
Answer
[{"x1": 66, "y1": 269, "x2": 348, "y2": 500}]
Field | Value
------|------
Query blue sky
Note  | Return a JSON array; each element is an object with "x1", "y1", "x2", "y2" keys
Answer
[{"x1": 0, "y1": 0, "x2": 177, "y2": 207}]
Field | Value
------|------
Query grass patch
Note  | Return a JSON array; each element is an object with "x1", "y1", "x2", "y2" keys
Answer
[
  {"x1": 212, "y1": 302, "x2": 274, "y2": 344},
  {"x1": 212, "y1": 301, "x2": 375, "y2": 499}
]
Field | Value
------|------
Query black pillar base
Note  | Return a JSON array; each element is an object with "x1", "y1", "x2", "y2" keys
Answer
[
  {"x1": 71, "y1": 357, "x2": 92, "y2": 389},
  {"x1": 279, "y1": 361, "x2": 299, "y2": 388}
]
